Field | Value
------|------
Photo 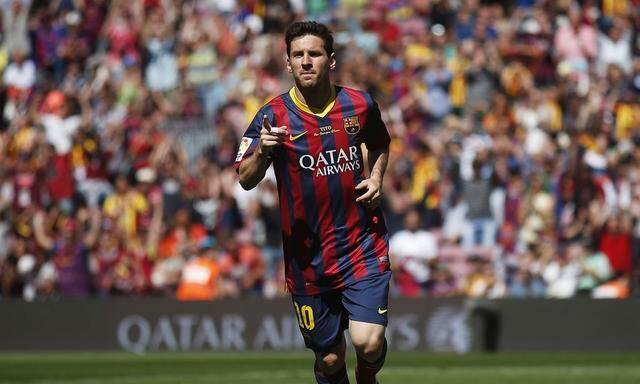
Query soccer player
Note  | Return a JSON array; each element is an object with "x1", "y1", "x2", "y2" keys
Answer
[{"x1": 236, "y1": 21, "x2": 391, "y2": 384}]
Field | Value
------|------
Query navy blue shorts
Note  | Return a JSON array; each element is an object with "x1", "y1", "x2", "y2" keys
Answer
[{"x1": 291, "y1": 270, "x2": 391, "y2": 352}]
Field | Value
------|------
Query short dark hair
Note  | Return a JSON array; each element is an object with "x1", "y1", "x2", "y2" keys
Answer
[{"x1": 285, "y1": 21, "x2": 334, "y2": 57}]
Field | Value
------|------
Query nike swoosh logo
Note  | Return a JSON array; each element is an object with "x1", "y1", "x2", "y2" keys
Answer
[
  {"x1": 290, "y1": 131, "x2": 308, "y2": 141},
  {"x1": 378, "y1": 308, "x2": 388, "y2": 315}
]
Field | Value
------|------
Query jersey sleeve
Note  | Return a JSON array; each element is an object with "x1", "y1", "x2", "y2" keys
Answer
[
  {"x1": 363, "y1": 99, "x2": 391, "y2": 151},
  {"x1": 234, "y1": 106, "x2": 274, "y2": 172}
]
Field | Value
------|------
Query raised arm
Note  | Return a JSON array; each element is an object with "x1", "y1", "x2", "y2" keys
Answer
[
  {"x1": 82, "y1": 208, "x2": 102, "y2": 248},
  {"x1": 33, "y1": 210, "x2": 54, "y2": 251},
  {"x1": 145, "y1": 196, "x2": 164, "y2": 258},
  {"x1": 238, "y1": 115, "x2": 288, "y2": 190}
]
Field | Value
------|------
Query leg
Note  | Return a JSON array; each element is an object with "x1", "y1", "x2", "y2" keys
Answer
[
  {"x1": 314, "y1": 336, "x2": 349, "y2": 384},
  {"x1": 462, "y1": 220, "x2": 475, "y2": 248},
  {"x1": 292, "y1": 292, "x2": 350, "y2": 384},
  {"x1": 349, "y1": 321, "x2": 387, "y2": 384},
  {"x1": 481, "y1": 218, "x2": 497, "y2": 247},
  {"x1": 342, "y1": 270, "x2": 392, "y2": 384}
]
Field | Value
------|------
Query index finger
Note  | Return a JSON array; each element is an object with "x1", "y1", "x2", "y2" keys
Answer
[
  {"x1": 355, "y1": 180, "x2": 368, "y2": 190},
  {"x1": 356, "y1": 189, "x2": 375, "y2": 202},
  {"x1": 262, "y1": 115, "x2": 271, "y2": 132}
]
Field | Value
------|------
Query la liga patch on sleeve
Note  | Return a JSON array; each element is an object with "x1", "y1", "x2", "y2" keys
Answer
[{"x1": 236, "y1": 137, "x2": 253, "y2": 162}]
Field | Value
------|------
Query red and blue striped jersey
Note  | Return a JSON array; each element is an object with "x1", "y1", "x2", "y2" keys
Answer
[{"x1": 235, "y1": 86, "x2": 391, "y2": 295}]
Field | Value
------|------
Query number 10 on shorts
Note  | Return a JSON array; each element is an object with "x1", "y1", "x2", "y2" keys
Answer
[{"x1": 293, "y1": 302, "x2": 315, "y2": 330}]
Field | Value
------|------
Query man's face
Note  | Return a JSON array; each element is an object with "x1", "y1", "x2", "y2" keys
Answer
[
  {"x1": 115, "y1": 175, "x2": 128, "y2": 193},
  {"x1": 12, "y1": 50, "x2": 25, "y2": 64},
  {"x1": 404, "y1": 211, "x2": 420, "y2": 232},
  {"x1": 287, "y1": 35, "x2": 335, "y2": 89}
]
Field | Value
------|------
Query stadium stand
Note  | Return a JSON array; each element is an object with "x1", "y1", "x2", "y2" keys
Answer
[{"x1": 0, "y1": 0, "x2": 638, "y2": 301}]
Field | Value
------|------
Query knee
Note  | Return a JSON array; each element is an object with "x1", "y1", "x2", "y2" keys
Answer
[
  {"x1": 351, "y1": 334, "x2": 385, "y2": 361},
  {"x1": 316, "y1": 351, "x2": 345, "y2": 373}
]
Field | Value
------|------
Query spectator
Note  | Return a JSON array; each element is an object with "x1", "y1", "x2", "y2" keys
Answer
[
  {"x1": 389, "y1": 209, "x2": 438, "y2": 297},
  {"x1": 176, "y1": 240, "x2": 221, "y2": 301},
  {"x1": 597, "y1": 20, "x2": 633, "y2": 75},
  {"x1": 39, "y1": 91, "x2": 83, "y2": 155},
  {"x1": 2, "y1": 0, "x2": 31, "y2": 56},
  {"x1": 598, "y1": 213, "x2": 633, "y2": 276},
  {"x1": 143, "y1": 17, "x2": 178, "y2": 92},
  {"x1": 542, "y1": 243, "x2": 581, "y2": 298},
  {"x1": 429, "y1": 263, "x2": 458, "y2": 297},
  {"x1": 462, "y1": 157, "x2": 496, "y2": 248},
  {"x1": 553, "y1": 5, "x2": 597, "y2": 74},
  {"x1": 32, "y1": 207, "x2": 101, "y2": 297},
  {"x1": 218, "y1": 235, "x2": 265, "y2": 297},
  {"x1": 103, "y1": 173, "x2": 149, "y2": 237},
  {"x1": 463, "y1": 255, "x2": 496, "y2": 298},
  {"x1": 577, "y1": 241, "x2": 613, "y2": 295},
  {"x1": 3, "y1": 48, "x2": 35, "y2": 96}
]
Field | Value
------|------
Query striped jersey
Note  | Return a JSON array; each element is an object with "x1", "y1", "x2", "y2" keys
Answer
[{"x1": 235, "y1": 86, "x2": 391, "y2": 295}]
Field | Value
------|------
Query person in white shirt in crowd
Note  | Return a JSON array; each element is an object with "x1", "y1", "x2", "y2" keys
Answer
[
  {"x1": 597, "y1": 19, "x2": 633, "y2": 75},
  {"x1": 2, "y1": 48, "x2": 35, "y2": 92},
  {"x1": 38, "y1": 91, "x2": 84, "y2": 155},
  {"x1": 543, "y1": 243, "x2": 582, "y2": 298},
  {"x1": 2, "y1": 0, "x2": 31, "y2": 56},
  {"x1": 390, "y1": 209, "x2": 438, "y2": 296}
]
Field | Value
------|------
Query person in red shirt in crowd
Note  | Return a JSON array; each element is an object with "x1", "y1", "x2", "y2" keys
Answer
[
  {"x1": 103, "y1": 3, "x2": 142, "y2": 65},
  {"x1": 7, "y1": 152, "x2": 44, "y2": 211},
  {"x1": 45, "y1": 143, "x2": 75, "y2": 206},
  {"x1": 92, "y1": 218, "x2": 125, "y2": 296},
  {"x1": 599, "y1": 213, "x2": 633, "y2": 275},
  {"x1": 217, "y1": 233, "x2": 265, "y2": 297},
  {"x1": 73, "y1": 131, "x2": 112, "y2": 208}
]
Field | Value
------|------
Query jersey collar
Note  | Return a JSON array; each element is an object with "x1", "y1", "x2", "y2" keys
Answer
[{"x1": 289, "y1": 86, "x2": 336, "y2": 118}]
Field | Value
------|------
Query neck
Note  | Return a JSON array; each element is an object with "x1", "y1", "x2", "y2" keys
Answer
[{"x1": 294, "y1": 82, "x2": 333, "y2": 111}]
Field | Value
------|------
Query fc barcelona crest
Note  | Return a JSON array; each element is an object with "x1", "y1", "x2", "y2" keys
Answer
[{"x1": 343, "y1": 116, "x2": 360, "y2": 134}]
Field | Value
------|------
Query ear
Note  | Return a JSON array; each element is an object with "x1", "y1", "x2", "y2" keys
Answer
[
  {"x1": 329, "y1": 52, "x2": 336, "y2": 70},
  {"x1": 285, "y1": 55, "x2": 293, "y2": 73}
]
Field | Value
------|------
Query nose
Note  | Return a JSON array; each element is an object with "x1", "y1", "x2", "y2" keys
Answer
[{"x1": 301, "y1": 53, "x2": 312, "y2": 68}]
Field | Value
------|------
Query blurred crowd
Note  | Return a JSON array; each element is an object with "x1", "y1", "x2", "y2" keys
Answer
[{"x1": 0, "y1": 0, "x2": 638, "y2": 301}]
